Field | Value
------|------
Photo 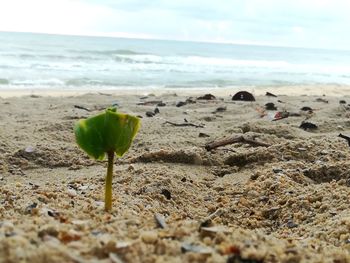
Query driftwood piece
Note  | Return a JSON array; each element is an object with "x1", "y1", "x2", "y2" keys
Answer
[
  {"x1": 164, "y1": 121, "x2": 204, "y2": 128},
  {"x1": 205, "y1": 136, "x2": 270, "y2": 151}
]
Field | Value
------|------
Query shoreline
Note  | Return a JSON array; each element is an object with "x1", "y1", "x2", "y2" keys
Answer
[{"x1": 1, "y1": 84, "x2": 350, "y2": 98}]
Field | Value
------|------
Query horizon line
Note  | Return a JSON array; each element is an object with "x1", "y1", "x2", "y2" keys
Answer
[{"x1": 0, "y1": 29, "x2": 347, "y2": 52}]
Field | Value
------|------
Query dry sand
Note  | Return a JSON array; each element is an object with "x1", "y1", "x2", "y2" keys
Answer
[{"x1": 1, "y1": 87, "x2": 350, "y2": 262}]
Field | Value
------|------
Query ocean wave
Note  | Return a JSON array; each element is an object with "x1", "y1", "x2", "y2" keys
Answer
[
  {"x1": 112, "y1": 54, "x2": 291, "y2": 68},
  {"x1": 16, "y1": 53, "x2": 103, "y2": 61},
  {"x1": 11, "y1": 78, "x2": 65, "y2": 86},
  {"x1": 65, "y1": 78, "x2": 132, "y2": 87},
  {"x1": 68, "y1": 49, "x2": 149, "y2": 56}
]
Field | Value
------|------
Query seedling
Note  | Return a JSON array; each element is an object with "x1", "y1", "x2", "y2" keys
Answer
[{"x1": 74, "y1": 107, "x2": 140, "y2": 211}]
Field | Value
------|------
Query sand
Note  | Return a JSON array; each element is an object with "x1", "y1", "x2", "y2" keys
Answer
[{"x1": 1, "y1": 87, "x2": 350, "y2": 262}]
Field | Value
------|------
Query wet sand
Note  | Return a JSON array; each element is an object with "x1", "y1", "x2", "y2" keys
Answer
[{"x1": 1, "y1": 88, "x2": 350, "y2": 262}]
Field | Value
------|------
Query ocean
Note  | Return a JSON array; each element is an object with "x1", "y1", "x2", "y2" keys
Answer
[{"x1": 1, "y1": 31, "x2": 350, "y2": 90}]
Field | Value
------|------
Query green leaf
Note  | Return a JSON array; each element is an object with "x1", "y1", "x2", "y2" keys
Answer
[{"x1": 74, "y1": 107, "x2": 140, "y2": 160}]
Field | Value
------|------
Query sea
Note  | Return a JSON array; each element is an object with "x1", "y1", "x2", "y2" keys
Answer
[{"x1": 1, "y1": 31, "x2": 350, "y2": 90}]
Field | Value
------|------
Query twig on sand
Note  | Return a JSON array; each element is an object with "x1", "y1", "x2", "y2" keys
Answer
[
  {"x1": 164, "y1": 121, "x2": 204, "y2": 128},
  {"x1": 74, "y1": 105, "x2": 92, "y2": 112},
  {"x1": 98, "y1": 92, "x2": 112, "y2": 96},
  {"x1": 205, "y1": 135, "x2": 271, "y2": 151},
  {"x1": 137, "y1": 100, "x2": 163, "y2": 106},
  {"x1": 272, "y1": 116, "x2": 289, "y2": 121}
]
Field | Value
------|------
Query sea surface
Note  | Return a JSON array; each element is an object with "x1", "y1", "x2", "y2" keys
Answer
[{"x1": 1, "y1": 31, "x2": 350, "y2": 90}]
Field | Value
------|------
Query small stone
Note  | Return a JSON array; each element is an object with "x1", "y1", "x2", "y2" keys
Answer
[
  {"x1": 299, "y1": 122, "x2": 318, "y2": 131},
  {"x1": 72, "y1": 220, "x2": 88, "y2": 231},
  {"x1": 320, "y1": 150, "x2": 328, "y2": 155},
  {"x1": 197, "y1": 94, "x2": 216, "y2": 100},
  {"x1": 300, "y1": 106, "x2": 313, "y2": 112},
  {"x1": 154, "y1": 213, "x2": 167, "y2": 229},
  {"x1": 215, "y1": 106, "x2": 226, "y2": 112},
  {"x1": 67, "y1": 189, "x2": 77, "y2": 197},
  {"x1": 59, "y1": 229, "x2": 82, "y2": 243},
  {"x1": 146, "y1": 111, "x2": 155, "y2": 117},
  {"x1": 181, "y1": 243, "x2": 212, "y2": 254},
  {"x1": 286, "y1": 220, "x2": 298, "y2": 228},
  {"x1": 78, "y1": 185, "x2": 88, "y2": 191},
  {"x1": 38, "y1": 226, "x2": 59, "y2": 239},
  {"x1": 265, "y1": 102, "x2": 277, "y2": 110},
  {"x1": 199, "y1": 132, "x2": 210, "y2": 138},
  {"x1": 273, "y1": 168, "x2": 283, "y2": 173},
  {"x1": 24, "y1": 146, "x2": 35, "y2": 153},
  {"x1": 141, "y1": 231, "x2": 158, "y2": 244},
  {"x1": 176, "y1": 101, "x2": 187, "y2": 107},
  {"x1": 24, "y1": 203, "x2": 38, "y2": 215},
  {"x1": 157, "y1": 102, "x2": 166, "y2": 107},
  {"x1": 1, "y1": 221, "x2": 14, "y2": 232},
  {"x1": 161, "y1": 189, "x2": 171, "y2": 200}
]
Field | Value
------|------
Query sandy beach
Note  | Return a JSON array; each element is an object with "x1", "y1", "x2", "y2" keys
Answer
[{"x1": 2, "y1": 87, "x2": 350, "y2": 262}]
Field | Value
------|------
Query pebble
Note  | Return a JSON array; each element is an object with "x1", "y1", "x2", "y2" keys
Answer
[
  {"x1": 141, "y1": 231, "x2": 158, "y2": 244},
  {"x1": 1, "y1": 221, "x2": 14, "y2": 232},
  {"x1": 78, "y1": 185, "x2": 88, "y2": 191},
  {"x1": 215, "y1": 106, "x2": 226, "y2": 112},
  {"x1": 146, "y1": 111, "x2": 155, "y2": 117},
  {"x1": 38, "y1": 226, "x2": 58, "y2": 239},
  {"x1": 157, "y1": 102, "x2": 166, "y2": 107},
  {"x1": 24, "y1": 146, "x2": 35, "y2": 153},
  {"x1": 273, "y1": 168, "x2": 283, "y2": 173},
  {"x1": 154, "y1": 213, "x2": 167, "y2": 229},
  {"x1": 181, "y1": 243, "x2": 212, "y2": 254},
  {"x1": 286, "y1": 220, "x2": 298, "y2": 228},
  {"x1": 176, "y1": 101, "x2": 187, "y2": 107},
  {"x1": 72, "y1": 220, "x2": 88, "y2": 231},
  {"x1": 199, "y1": 132, "x2": 210, "y2": 138},
  {"x1": 24, "y1": 203, "x2": 38, "y2": 215},
  {"x1": 67, "y1": 189, "x2": 77, "y2": 197},
  {"x1": 161, "y1": 189, "x2": 172, "y2": 200}
]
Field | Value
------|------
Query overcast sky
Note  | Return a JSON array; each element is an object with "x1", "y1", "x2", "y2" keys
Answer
[{"x1": 0, "y1": 0, "x2": 349, "y2": 50}]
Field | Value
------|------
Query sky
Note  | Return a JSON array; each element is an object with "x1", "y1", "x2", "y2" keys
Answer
[{"x1": 0, "y1": 0, "x2": 349, "y2": 50}]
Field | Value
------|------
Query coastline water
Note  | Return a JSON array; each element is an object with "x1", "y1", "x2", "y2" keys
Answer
[{"x1": 1, "y1": 31, "x2": 350, "y2": 92}]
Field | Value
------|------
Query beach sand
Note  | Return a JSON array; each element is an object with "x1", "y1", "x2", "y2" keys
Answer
[{"x1": 1, "y1": 87, "x2": 350, "y2": 262}]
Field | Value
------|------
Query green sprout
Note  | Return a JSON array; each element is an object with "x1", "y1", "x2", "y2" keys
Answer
[{"x1": 74, "y1": 107, "x2": 140, "y2": 211}]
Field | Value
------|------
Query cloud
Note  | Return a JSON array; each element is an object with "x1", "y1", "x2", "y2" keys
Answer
[
  {"x1": 0, "y1": 0, "x2": 349, "y2": 49},
  {"x1": 0, "y1": 0, "x2": 112, "y2": 35}
]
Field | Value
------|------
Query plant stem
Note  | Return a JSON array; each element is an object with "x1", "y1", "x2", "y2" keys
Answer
[{"x1": 105, "y1": 151, "x2": 115, "y2": 212}]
